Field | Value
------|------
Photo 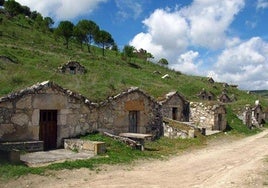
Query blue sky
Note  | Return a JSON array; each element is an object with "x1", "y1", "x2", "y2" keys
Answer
[{"x1": 16, "y1": 0, "x2": 268, "y2": 90}]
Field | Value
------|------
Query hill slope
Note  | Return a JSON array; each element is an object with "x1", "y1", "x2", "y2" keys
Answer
[{"x1": 0, "y1": 13, "x2": 267, "y2": 112}]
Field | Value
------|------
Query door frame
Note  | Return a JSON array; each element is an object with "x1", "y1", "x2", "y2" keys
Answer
[{"x1": 39, "y1": 110, "x2": 58, "y2": 150}]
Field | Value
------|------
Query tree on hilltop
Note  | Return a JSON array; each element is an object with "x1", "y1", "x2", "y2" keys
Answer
[
  {"x1": 158, "y1": 58, "x2": 169, "y2": 66},
  {"x1": 123, "y1": 45, "x2": 136, "y2": 62},
  {"x1": 95, "y1": 30, "x2": 114, "y2": 56},
  {"x1": 75, "y1": 20, "x2": 99, "y2": 53},
  {"x1": 55, "y1": 21, "x2": 74, "y2": 49},
  {"x1": 4, "y1": 0, "x2": 23, "y2": 17}
]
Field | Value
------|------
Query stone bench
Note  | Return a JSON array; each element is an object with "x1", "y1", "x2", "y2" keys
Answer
[
  {"x1": 64, "y1": 139, "x2": 106, "y2": 155},
  {"x1": 0, "y1": 141, "x2": 44, "y2": 152},
  {"x1": 0, "y1": 141, "x2": 44, "y2": 163}
]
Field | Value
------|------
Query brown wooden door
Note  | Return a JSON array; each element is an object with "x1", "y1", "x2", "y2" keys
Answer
[
  {"x1": 39, "y1": 110, "x2": 57, "y2": 150},
  {"x1": 129, "y1": 111, "x2": 138, "y2": 133},
  {"x1": 172, "y1": 107, "x2": 178, "y2": 120}
]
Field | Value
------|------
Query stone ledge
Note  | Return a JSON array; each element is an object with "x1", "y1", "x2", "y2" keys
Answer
[
  {"x1": 64, "y1": 139, "x2": 106, "y2": 155},
  {"x1": 0, "y1": 141, "x2": 44, "y2": 152}
]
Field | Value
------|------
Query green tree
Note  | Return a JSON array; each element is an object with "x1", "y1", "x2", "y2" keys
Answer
[
  {"x1": 95, "y1": 30, "x2": 114, "y2": 56},
  {"x1": 0, "y1": 0, "x2": 4, "y2": 6},
  {"x1": 55, "y1": 21, "x2": 74, "y2": 49},
  {"x1": 75, "y1": 20, "x2": 99, "y2": 53},
  {"x1": 123, "y1": 45, "x2": 136, "y2": 62},
  {"x1": 4, "y1": 0, "x2": 23, "y2": 17},
  {"x1": 44, "y1": 17, "x2": 54, "y2": 29},
  {"x1": 73, "y1": 25, "x2": 85, "y2": 50},
  {"x1": 158, "y1": 58, "x2": 169, "y2": 66}
]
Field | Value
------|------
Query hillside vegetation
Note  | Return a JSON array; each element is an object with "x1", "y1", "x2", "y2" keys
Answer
[{"x1": 0, "y1": 11, "x2": 267, "y2": 115}]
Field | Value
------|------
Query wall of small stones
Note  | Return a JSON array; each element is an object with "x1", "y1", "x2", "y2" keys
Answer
[
  {"x1": 0, "y1": 83, "x2": 98, "y2": 147},
  {"x1": 163, "y1": 122, "x2": 194, "y2": 139},
  {"x1": 190, "y1": 102, "x2": 227, "y2": 131},
  {"x1": 97, "y1": 88, "x2": 163, "y2": 139},
  {"x1": 161, "y1": 94, "x2": 189, "y2": 122}
]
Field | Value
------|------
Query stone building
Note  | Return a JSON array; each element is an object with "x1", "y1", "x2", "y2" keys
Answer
[
  {"x1": 207, "y1": 77, "x2": 215, "y2": 84},
  {"x1": 197, "y1": 89, "x2": 215, "y2": 101},
  {"x1": 252, "y1": 103, "x2": 264, "y2": 126},
  {"x1": 158, "y1": 91, "x2": 189, "y2": 122},
  {"x1": 242, "y1": 105, "x2": 252, "y2": 128},
  {"x1": 58, "y1": 61, "x2": 86, "y2": 74},
  {"x1": 97, "y1": 87, "x2": 163, "y2": 139},
  {"x1": 190, "y1": 102, "x2": 227, "y2": 131},
  {"x1": 0, "y1": 81, "x2": 98, "y2": 150},
  {"x1": 218, "y1": 92, "x2": 231, "y2": 103}
]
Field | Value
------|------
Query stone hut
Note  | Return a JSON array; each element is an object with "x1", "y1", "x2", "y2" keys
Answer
[
  {"x1": 264, "y1": 108, "x2": 268, "y2": 121},
  {"x1": 190, "y1": 102, "x2": 227, "y2": 131},
  {"x1": 158, "y1": 91, "x2": 189, "y2": 122},
  {"x1": 59, "y1": 61, "x2": 86, "y2": 74},
  {"x1": 97, "y1": 87, "x2": 163, "y2": 139},
  {"x1": 242, "y1": 105, "x2": 252, "y2": 128},
  {"x1": 218, "y1": 92, "x2": 231, "y2": 103},
  {"x1": 197, "y1": 89, "x2": 215, "y2": 101},
  {"x1": 0, "y1": 81, "x2": 98, "y2": 151},
  {"x1": 252, "y1": 103, "x2": 264, "y2": 126},
  {"x1": 207, "y1": 77, "x2": 215, "y2": 84}
]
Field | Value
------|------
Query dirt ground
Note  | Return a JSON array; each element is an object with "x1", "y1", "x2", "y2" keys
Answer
[{"x1": 2, "y1": 130, "x2": 268, "y2": 188}]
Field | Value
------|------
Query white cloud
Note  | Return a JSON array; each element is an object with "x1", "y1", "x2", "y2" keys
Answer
[
  {"x1": 210, "y1": 37, "x2": 268, "y2": 90},
  {"x1": 16, "y1": 0, "x2": 107, "y2": 21},
  {"x1": 257, "y1": 0, "x2": 268, "y2": 9},
  {"x1": 130, "y1": 0, "x2": 268, "y2": 90},
  {"x1": 130, "y1": 0, "x2": 245, "y2": 73},
  {"x1": 183, "y1": 0, "x2": 245, "y2": 49},
  {"x1": 115, "y1": 0, "x2": 143, "y2": 21},
  {"x1": 130, "y1": 8, "x2": 189, "y2": 61},
  {"x1": 171, "y1": 51, "x2": 202, "y2": 75}
]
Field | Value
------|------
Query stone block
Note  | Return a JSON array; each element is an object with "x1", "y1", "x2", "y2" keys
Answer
[
  {"x1": 33, "y1": 94, "x2": 68, "y2": 109},
  {"x1": 11, "y1": 113, "x2": 29, "y2": 126},
  {"x1": 16, "y1": 96, "x2": 32, "y2": 109},
  {"x1": 0, "y1": 124, "x2": 15, "y2": 137},
  {"x1": 31, "y1": 109, "x2": 39, "y2": 126}
]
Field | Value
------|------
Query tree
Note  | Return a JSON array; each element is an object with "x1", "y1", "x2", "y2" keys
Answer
[
  {"x1": 123, "y1": 45, "x2": 136, "y2": 62},
  {"x1": 73, "y1": 25, "x2": 85, "y2": 50},
  {"x1": 95, "y1": 30, "x2": 114, "y2": 56},
  {"x1": 55, "y1": 21, "x2": 74, "y2": 49},
  {"x1": 158, "y1": 58, "x2": 169, "y2": 66},
  {"x1": 0, "y1": 0, "x2": 4, "y2": 6},
  {"x1": 44, "y1": 17, "x2": 54, "y2": 29},
  {"x1": 75, "y1": 20, "x2": 99, "y2": 53},
  {"x1": 4, "y1": 0, "x2": 23, "y2": 17}
]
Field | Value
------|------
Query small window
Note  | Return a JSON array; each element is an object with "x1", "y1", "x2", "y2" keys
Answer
[{"x1": 69, "y1": 66, "x2": 76, "y2": 74}]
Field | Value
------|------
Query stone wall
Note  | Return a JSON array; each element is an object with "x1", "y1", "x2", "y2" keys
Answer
[
  {"x1": 163, "y1": 119, "x2": 195, "y2": 139},
  {"x1": 64, "y1": 139, "x2": 106, "y2": 155},
  {"x1": 160, "y1": 92, "x2": 189, "y2": 122},
  {"x1": 97, "y1": 87, "x2": 163, "y2": 139},
  {"x1": 190, "y1": 102, "x2": 227, "y2": 131},
  {"x1": 0, "y1": 81, "x2": 98, "y2": 147}
]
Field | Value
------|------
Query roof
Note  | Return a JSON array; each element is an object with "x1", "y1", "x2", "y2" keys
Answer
[
  {"x1": 158, "y1": 91, "x2": 188, "y2": 105},
  {"x1": 0, "y1": 80, "x2": 97, "y2": 107},
  {"x1": 99, "y1": 87, "x2": 158, "y2": 106}
]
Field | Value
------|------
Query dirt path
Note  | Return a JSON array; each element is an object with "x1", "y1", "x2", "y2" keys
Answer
[{"x1": 3, "y1": 130, "x2": 268, "y2": 188}]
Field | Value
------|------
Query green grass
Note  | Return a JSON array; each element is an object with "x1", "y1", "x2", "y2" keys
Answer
[{"x1": 0, "y1": 133, "x2": 206, "y2": 181}]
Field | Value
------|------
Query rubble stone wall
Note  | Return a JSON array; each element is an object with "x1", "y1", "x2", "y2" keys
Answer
[
  {"x1": 190, "y1": 102, "x2": 227, "y2": 131},
  {"x1": 162, "y1": 95, "x2": 189, "y2": 122},
  {"x1": 0, "y1": 86, "x2": 98, "y2": 147},
  {"x1": 97, "y1": 90, "x2": 163, "y2": 139}
]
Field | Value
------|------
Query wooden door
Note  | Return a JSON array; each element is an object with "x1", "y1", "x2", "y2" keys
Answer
[
  {"x1": 172, "y1": 107, "x2": 178, "y2": 120},
  {"x1": 39, "y1": 110, "x2": 57, "y2": 150},
  {"x1": 217, "y1": 114, "x2": 222, "y2": 130},
  {"x1": 129, "y1": 111, "x2": 138, "y2": 133}
]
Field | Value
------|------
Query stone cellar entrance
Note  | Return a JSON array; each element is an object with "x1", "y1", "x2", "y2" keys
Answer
[
  {"x1": 39, "y1": 110, "x2": 58, "y2": 151},
  {"x1": 129, "y1": 111, "x2": 139, "y2": 133}
]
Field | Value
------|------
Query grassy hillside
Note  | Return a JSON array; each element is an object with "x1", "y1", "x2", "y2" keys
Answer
[{"x1": 0, "y1": 13, "x2": 267, "y2": 112}]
